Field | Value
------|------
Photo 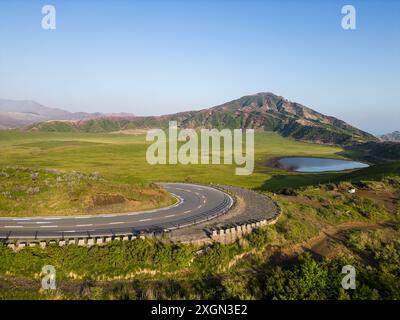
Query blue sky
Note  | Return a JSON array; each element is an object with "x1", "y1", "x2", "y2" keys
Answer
[{"x1": 0, "y1": 0, "x2": 399, "y2": 133}]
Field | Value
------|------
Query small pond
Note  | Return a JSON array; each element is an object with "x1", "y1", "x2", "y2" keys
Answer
[{"x1": 277, "y1": 157, "x2": 369, "y2": 173}]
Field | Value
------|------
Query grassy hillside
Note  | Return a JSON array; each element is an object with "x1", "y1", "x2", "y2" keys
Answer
[
  {"x1": 0, "y1": 167, "x2": 173, "y2": 217},
  {"x1": 342, "y1": 141, "x2": 400, "y2": 162}
]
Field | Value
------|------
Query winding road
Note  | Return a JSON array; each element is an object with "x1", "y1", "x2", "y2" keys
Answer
[{"x1": 0, "y1": 183, "x2": 233, "y2": 240}]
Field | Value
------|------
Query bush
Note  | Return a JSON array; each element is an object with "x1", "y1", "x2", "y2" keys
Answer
[
  {"x1": 279, "y1": 188, "x2": 298, "y2": 196},
  {"x1": 0, "y1": 239, "x2": 197, "y2": 279},
  {"x1": 247, "y1": 227, "x2": 278, "y2": 249},
  {"x1": 193, "y1": 243, "x2": 242, "y2": 274}
]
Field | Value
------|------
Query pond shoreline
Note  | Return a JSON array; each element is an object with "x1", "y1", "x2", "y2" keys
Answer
[{"x1": 267, "y1": 156, "x2": 369, "y2": 173}]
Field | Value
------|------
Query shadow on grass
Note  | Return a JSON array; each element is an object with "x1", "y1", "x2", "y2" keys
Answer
[{"x1": 257, "y1": 161, "x2": 400, "y2": 192}]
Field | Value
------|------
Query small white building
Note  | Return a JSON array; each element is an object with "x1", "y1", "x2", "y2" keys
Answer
[{"x1": 348, "y1": 188, "x2": 356, "y2": 194}]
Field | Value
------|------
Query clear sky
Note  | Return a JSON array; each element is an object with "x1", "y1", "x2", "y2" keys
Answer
[{"x1": 0, "y1": 0, "x2": 399, "y2": 134}]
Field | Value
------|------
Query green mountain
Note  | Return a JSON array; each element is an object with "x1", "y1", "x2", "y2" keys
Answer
[
  {"x1": 27, "y1": 92, "x2": 377, "y2": 145},
  {"x1": 343, "y1": 141, "x2": 400, "y2": 162}
]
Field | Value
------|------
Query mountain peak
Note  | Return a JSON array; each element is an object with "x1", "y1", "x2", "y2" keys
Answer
[
  {"x1": 0, "y1": 98, "x2": 134, "y2": 129},
  {"x1": 25, "y1": 92, "x2": 377, "y2": 145},
  {"x1": 379, "y1": 131, "x2": 400, "y2": 142}
]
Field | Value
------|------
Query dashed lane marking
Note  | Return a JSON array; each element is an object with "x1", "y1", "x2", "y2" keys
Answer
[{"x1": 17, "y1": 221, "x2": 53, "y2": 224}]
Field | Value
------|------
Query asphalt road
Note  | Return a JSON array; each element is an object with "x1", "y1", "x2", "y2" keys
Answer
[{"x1": 0, "y1": 183, "x2": 233, "y2": 240}]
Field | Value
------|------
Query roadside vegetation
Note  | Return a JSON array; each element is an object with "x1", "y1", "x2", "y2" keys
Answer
[
  {"x1": 0, "y1": 167, "x2": 173, "y2": 216},
  {"x1": 0, "y1": 172, "x2": 398, "y2": 300}
]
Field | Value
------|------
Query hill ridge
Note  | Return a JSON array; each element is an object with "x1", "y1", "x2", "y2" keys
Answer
[{"x1": 24, "y1": 92, "x2": 377, "y2": 145}]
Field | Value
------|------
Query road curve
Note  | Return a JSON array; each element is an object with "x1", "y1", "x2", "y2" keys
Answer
[{"x1": 0, "y1": 183, "x2": 233, "y2": 240}]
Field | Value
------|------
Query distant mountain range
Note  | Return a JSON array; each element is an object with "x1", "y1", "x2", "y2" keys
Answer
[
  {"x1": 1, "y1": 93, "x2": 378, "y2": 145},
  {"x1": 0, "y1": 99, "x2": 134, "y2": 129},
  {"x1": 379, "y1": 131, "x2": 400, "y2": 142}
]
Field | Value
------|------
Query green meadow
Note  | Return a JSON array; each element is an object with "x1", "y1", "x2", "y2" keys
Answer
[
  {"x1": 0, "y1": 131, "x2": 344, "y2": 189},
  {"x1": 1, "y1": 131, "x2": 399, "y2": 299}
]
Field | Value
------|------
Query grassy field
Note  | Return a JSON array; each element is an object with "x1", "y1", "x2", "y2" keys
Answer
[
  {"x1": 1, "y1": 130, "x2": 399, "y2": 216},
  {"x1": 0, "y1": 130, "x2": 344, "y2": 189},
  {"x1": 0, "y1": 130, "x2": 399, "y2": 299},
  {"x1": 0, "y1": 167, "x2": 173, "y2": 216}
]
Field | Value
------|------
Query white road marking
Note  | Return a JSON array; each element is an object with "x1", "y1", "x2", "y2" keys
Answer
[
  {"x1": 17, "y1": 221, "x2": 52, "y2": 224},
  {"x1": 0, "y1": 184, "x2": 230, "y2": 236},
  {"x1": 127, "y1": 212, "x2": 145, "y2": 216}
]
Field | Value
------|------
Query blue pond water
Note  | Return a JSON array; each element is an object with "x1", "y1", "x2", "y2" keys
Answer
[{"x1": 277, "y1": 157, "x2": 369, "y2": 173}]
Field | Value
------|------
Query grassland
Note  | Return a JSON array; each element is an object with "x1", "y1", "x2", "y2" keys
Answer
[
  {"x1": 0, "y1": 167, "x2": 173, "y2": 216},
  {"x1": 2, "y1": 130, "x2": 399, "y2": 215},
  {"x1": 0, "y1": 130, "x2": 344, "y2": 189},
  {"x1": 0, "y1": 130, "x2": 399, "y2": 299}
]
